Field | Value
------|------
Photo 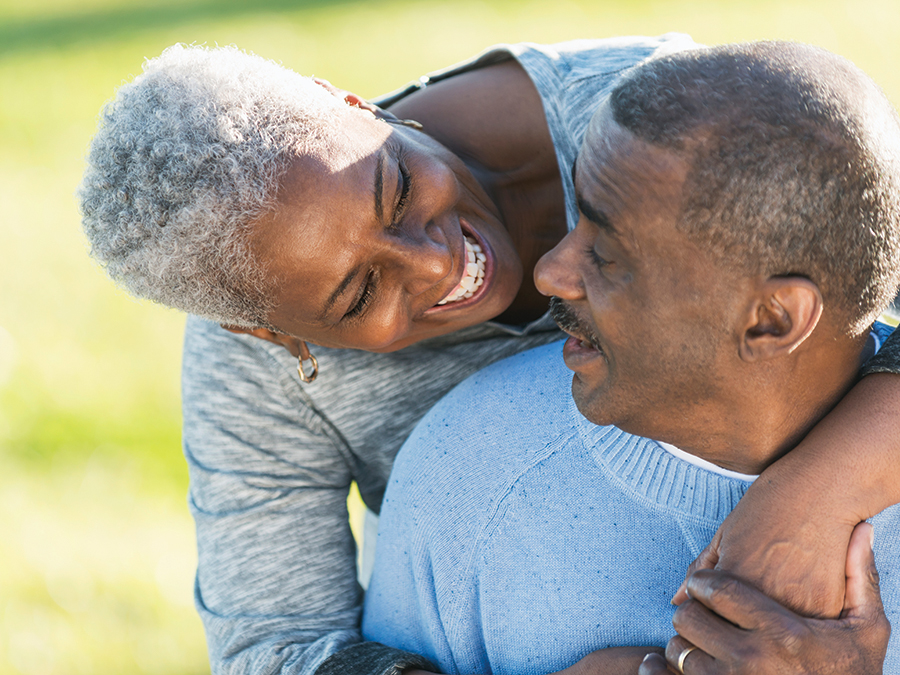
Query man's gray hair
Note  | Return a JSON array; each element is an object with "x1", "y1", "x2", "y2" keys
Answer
[
  {"x1": 79, "y1": 44, "x2": 342, "y2": 328},
  {"x1": 608, "y1": 41, "x2": 900, "y2": 334}
]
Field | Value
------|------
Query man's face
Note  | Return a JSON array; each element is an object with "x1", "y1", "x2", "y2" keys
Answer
[{"x1": 535, "y1": 107, "x2": 744, "y2": 441}]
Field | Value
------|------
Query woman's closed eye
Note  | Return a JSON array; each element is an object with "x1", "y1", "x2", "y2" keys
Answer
[
  {"x1": 391, "y1": 154, "x2": 413, "y2": 227},
  {"x1": 344, "y1": 271, "x2": 378, "y2": 320}
]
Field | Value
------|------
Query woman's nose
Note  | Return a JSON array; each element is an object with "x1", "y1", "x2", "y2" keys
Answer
[
  {"x1": 534, "y1": 230, "x2": 585, "y2": 300},
  {"x1": 392, "y1": 223, "x2": 453, "y2": 296}
]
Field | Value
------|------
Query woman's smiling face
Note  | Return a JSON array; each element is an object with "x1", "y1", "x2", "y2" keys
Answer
[{"x1": 251, "y1": 106, "x2": 524, "y2": 352}]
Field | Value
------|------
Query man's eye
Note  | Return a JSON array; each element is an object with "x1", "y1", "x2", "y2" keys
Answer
[{"x1": 585, "y1": 246, "x2": 610, "y2": 270}]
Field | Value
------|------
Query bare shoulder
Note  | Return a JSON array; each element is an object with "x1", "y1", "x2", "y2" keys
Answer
[{"x1": 387, "y1": 59, "x2": 555, "y2": 173}]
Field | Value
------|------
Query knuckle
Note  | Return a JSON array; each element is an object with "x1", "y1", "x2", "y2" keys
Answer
[
  {"x1": 868, "y1": 563, "x2": 882, "y2": 590},
  {"x1": 706, "y1": 574, "x2": 742, "y2": 604},
  {"x1": 775, "y1": 623, "x2": 810, "y2": 657},
  {"x1": 733, "y1": 641, "x2": 762, "y2": 662}
]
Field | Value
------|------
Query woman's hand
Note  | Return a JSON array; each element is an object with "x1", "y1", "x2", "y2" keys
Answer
[
  {"x1": 645, "y1": 523, "x2": 889, "y2": 675},
  {"x1": 674, "y1": 373, "x2": 900, "y2": 617}
]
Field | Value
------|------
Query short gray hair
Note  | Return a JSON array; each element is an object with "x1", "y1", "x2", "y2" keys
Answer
[
  {"x1": 79, "y1": 44, "x2": 342, "y2": 327},
  {"x1": 608, "y1": 41, "x2": 900, "y2": 334}
]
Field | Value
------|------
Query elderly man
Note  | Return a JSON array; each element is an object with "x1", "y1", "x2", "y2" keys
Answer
[{"x1": 361, "y1": 41, "x2": 900, "y2": 675}]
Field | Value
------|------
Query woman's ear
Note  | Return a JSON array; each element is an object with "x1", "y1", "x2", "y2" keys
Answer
[
  {"x1": 739, "y1": 277, "x2": 823, "y2": 362},
  {"x1": 220, "y1": 325, "x2": 303, "y2": 358}
]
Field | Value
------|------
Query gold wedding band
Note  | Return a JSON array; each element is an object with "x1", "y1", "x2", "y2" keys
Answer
[{"x1": 676, "y1": 645, "x2": 697, "y2": 674}]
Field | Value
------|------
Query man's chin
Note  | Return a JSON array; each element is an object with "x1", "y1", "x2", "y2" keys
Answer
[{"x1": 570, "y1": 375, "x2": 616, "y2": 428}]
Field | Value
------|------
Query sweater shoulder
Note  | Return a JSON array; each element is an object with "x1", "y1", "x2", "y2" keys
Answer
[{"x1": 385, "y1": 341, "x2": 575, "y2": 508}]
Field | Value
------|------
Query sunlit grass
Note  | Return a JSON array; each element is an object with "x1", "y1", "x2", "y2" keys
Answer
[
  {"x1": 0, "y1": 453, "x2": 203, "y2": 675},
  {"x1": 3, "y1": 0, "x2": 900, "y2": 673}
]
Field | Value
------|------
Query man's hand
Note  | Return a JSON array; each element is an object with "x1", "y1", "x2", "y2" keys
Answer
[
  {"x1": 641, "y1": 523, "x2": 889, "y2": 674},
  {"x1": 670, "y1": 497, "x2": 854, "y2": 618}
]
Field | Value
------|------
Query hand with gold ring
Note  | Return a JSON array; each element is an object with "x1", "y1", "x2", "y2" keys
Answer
[
  {"x1": 649, "y1": 523, "x2": 888, "y2": 675},
  {"x1": 675, "y1": 644, "x2": 696, "y2": 673},
  {"x1": 638, "y1": 642, "x2": 700, "y2": 675}
]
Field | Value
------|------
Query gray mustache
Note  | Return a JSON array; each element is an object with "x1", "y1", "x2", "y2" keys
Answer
[{"x1": 548, "y1": 297, "x2": 601, "y2": 350}]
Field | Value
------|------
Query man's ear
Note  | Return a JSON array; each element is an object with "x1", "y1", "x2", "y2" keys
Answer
[
  {"x1": 739, "y1": 277, "x2": 823, "y2": 362},
  {"x1": 220, "y1": 325, "x2": 302, "y2": 358}
]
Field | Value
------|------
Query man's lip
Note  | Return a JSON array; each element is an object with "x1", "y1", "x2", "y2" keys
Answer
[
  {"x1": 425, "y1": 218, "x2": 491, "y2": 312},
  {"x1": 559, "y1": 326, "x2": 601, "y2": 351},
  {"x1": 562, "y1": 334, "x2": 605, "y2": 369}
]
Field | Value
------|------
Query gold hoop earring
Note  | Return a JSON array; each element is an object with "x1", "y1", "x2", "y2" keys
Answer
[{"x1": 297, "y1": 340, "x2": 319, "y2": 383}]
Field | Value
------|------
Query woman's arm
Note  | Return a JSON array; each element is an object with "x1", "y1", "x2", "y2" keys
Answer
[
  {"x1": 676, "y1": 329, "x2": 900, "y2": 617},
  {"x1": 182, "y1": 317, "x2": 432, "y2": 675}
]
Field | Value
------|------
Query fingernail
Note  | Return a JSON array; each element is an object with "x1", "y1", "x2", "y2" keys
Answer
[{"x1": 642, "y1": 654, "x2": 652, "y2": 663}]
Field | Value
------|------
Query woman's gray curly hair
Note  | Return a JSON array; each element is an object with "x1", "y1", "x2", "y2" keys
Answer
[{"x1": 79, "y1": 44, "x2": 342, "y2": 328}]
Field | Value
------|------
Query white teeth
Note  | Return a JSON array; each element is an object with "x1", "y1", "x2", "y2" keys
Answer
[{"x1": 436, "y1": 236, "x2": 486, "y2": 305}]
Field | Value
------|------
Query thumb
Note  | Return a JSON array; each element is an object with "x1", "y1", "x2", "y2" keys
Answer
[
  {"x1": 639, "y1": 653, "x2": 675, "y2": 675},
  {"x1": 673, "y1": 536, "x2": 721, "y2": 605},
  {"x1": 842, "y1": 522, "x2": 882, "y2": 620}
]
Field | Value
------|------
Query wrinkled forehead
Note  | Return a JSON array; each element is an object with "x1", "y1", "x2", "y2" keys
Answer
[{"x1": 581, "y1": 101, "x2": 619, "y2": 167}]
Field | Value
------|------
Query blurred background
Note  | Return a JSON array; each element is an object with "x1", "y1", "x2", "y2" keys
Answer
[{"x1": 1, "y1": 0, "x2": 899, "y2": 673}]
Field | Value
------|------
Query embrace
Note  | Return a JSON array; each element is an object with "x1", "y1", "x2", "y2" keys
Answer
[{"x1": 81, "y1": 34, "x2": 900, "y2": 675}]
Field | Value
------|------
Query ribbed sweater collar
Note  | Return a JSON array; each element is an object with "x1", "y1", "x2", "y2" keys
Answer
[{"x1": 570, "y1": 397, "x2": 753, "y2": 525}]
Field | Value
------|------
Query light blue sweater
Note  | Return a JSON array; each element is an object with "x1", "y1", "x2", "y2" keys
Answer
[{"x1": 362, "y1": 337, "x2": 900, "y2": 675}]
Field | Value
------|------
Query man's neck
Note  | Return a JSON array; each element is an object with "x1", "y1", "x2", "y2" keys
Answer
[{"x1": 657, "y1": 332, "x2": 871, "y2": 475}]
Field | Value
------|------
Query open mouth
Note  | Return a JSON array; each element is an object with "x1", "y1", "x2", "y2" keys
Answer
[
  {"x1": 549, "y1": 297, "x2": 603, "y2": 354},
  {"x1": 569, "y1": 335, "x2": 604, "y2": 354},
  {"x1": 436, "y1": 235, "x2": 486, "y2": 305}
]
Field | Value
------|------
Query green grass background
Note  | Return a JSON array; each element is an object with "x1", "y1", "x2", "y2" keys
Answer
[{"x1": 2, "y1": 0, "x2": 899, "y2": 673}]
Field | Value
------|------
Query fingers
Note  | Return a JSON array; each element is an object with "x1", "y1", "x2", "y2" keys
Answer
[
  {"x1": 665, "y1": 637, "x2": 714, "y2": 675},
  {"x1": 841, "y1": 521, "x2": 890, "y2": 661},
  {"x1": 673, "y1": 536, "x2": 721, "y2": 606},
  {"x1": 639, "y1": 652, "x2": 677, "y2": 675},
  {"x1": 673, "y1": 570, "x2": 809, "y2": 668},
  {"x1": 670, "y1": 595, "x2": 752, "y2": 667},
  {"x1": 842, "y1": 522, "x2": 882, "y2": 620},
  {"x1": 682, "y1": 569, "x2": 793, "y2": 632}
]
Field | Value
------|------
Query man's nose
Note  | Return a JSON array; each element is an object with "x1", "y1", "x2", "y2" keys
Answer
[{"x1": 534, "y1": 230, "x2": 585, "y2": 300}]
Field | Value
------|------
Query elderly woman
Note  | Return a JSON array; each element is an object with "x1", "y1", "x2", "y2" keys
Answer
[{"x1": 80, "y1": 37, "x2": 900, "y2": 675}]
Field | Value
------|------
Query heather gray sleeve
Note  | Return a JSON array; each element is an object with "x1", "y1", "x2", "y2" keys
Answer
[
  {"x1": 861, "y1": 326, "x2": 900, "y2": 376},
  {"x1": 316, "y1": 643, "x2": 436, "y2": 675},
  {"x1": 183, "y1": 318, "x2": 397, "y2": 675}
]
